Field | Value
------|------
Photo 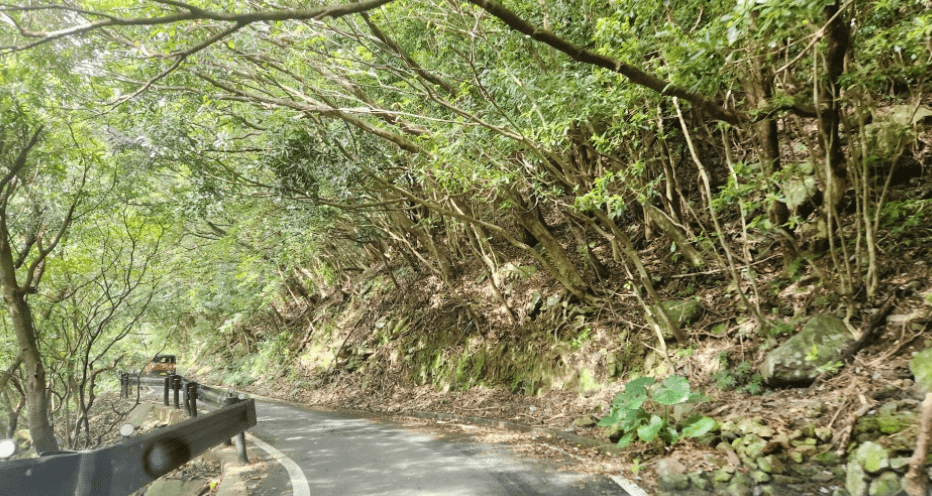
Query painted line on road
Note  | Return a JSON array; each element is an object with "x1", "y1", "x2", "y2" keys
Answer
[
  {"x1": 246, "y1": 432, "x2": 311, "y2": 496},
  {"x1": 611, "y1": 475, "x2": 649, "y2": 496}
]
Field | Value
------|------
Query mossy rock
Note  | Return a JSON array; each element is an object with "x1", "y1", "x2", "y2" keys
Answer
[
  {"x1": 658, "y1": 298, "x2": 703, "y2": 327},
  {"x1": 868, "y1": 471, "x2": 903, "y2": 496},
  {"x1": 854, "y1": 414, "x2": 917, "y2": 435},
  {"x1": 813, "y1": 450, "x2": 841, "y2": 466},
  {"x1": 759, "y1": 314, "x2": 853, "y2": 386},
  {"x1": 910, "y1": 347, "x2": 932, "y2": 393},
  {"x1": 854, "y1": 441, "x2": 890, "y2": 474},
  {"x1": 846, "y1": 459, "x2": 868, "y2": 496}
]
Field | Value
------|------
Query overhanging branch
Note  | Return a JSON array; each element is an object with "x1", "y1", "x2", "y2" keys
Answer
[{"x1": 464, "y1": 0, "x2": 742, "y2": 125}]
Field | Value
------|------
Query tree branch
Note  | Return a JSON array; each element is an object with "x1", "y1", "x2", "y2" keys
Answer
[
  {"x1": 463, "y1": 0, "x2": 741, "y2": 124},
  {"x1": 1, "y1": 0, "x2": 397, "y2": 54}
]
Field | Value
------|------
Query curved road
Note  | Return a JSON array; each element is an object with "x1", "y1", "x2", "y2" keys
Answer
[{"x1": 247, "y1": 398, "x2": 637, "y2": 496}]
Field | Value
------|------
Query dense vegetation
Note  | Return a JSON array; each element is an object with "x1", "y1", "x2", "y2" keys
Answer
[{"x1": 0, "y1": 0, "x2": 930, "y2": 471}]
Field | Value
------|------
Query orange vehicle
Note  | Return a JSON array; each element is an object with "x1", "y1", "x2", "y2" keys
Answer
[{"x1": 142, "y1": 354, "x2": 176, "y2": 376}]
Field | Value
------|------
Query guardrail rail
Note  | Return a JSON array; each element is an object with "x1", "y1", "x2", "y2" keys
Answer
[{"x1": 1, "y1": 371, "x2": 256, "y2": 496}]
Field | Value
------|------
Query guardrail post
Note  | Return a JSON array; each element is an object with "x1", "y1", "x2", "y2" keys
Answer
[
  {"x1": 163, "y1": 375, "x2": 171, "y2": 406},
  {"x1": 222, "y1": 394, "x2": 234, "y2": 446},
  {"x1": 223, "y1": 395, "x2": 249, "y2": 464},
  {"x1": 187, "y1": 382, "x2": 198, "y2": 417},
  {"x1": 120, "y1": 373, "x2": 128, "y2": 399},
  {"x1": 172, "y1": 376, "x2": 181, "y2": 409}
]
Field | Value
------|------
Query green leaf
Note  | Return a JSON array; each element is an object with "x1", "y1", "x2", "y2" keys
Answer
[
  {"x1": 597, "y1": 412, "x2": 620, "y2": 427},
  {"x1": 624, "y1": 392, "x2": 649, "y2": 411},
  {"x1": 654, "y1": 375, "x2": 691, "y2": 405},
  {"x1": 624, "y1": 376, "x2": 655, "y2": 397},
  {"x1": 661, "y1": 426, "x2": 680, "y2": 444},
  {"x1": 682, "y1": 416, "x2": 717, "y2": 438},
  {"x1": 636, "y1": 414, "x2": 663, "y2": 442},
  {"x1": 616, "y1": 431, "x2": 636, "y2": 448},
  {"x1": 619, "y1": 407, "x2": 648, "y2": 431}
]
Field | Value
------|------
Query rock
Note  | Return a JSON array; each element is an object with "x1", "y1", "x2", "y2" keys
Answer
[
  {"x1": 792, "y1": 425, "x2": 817, "y2": 439},
  {"x1": 658, "y1": 298, "x2": 702, "y2": 326},
  {"x1": 846, "y1": 459, "x2": 869, "y2": 496},
  {"x1": 854, "y1": 441, "x2": 890, "y2": 474},
  {"x1": 783, "y1": 174, "x2": 819, "y2": 213},
  {"x1": 760, "y1": 315, "x2": 854, "y2": 386},
  {"x1": 657, "y1": 473, "x2": 690, "y2": 492},
  {"x1": 656, "y1": 457, "x2": 687, "y2": 475},
  {"x1": 720, "y1": 420, "x2": 739, "y2": 441},
  {"x1": 815, "y1": 427, "x2": 833, "y2": 443},
  {"x1": 791, "y1": 464, "x2": 819, "y2": 477},
  {"x1": 867, "y1": 471, "x2": 902, "y2": 496},
  {"x1": 737, "y1": 418, "x2": 774, "y2": 438},
  {"x1": 806, "y1": 403, "x2": 827, "y2": 418},
  {"x1": 756, "y1": 454, "x2": 785, "y2": 474},
  {"x1": 772, "y1": 474, "x2": 801, "y2": 485},
  {"x1": 791, "y1": 436, "x2": 818, "y2": 447},
  {"x1": 856, "y1": 414, "x2": 917, "y2": 435},
  {"x1": 737, "y1": 434, "x2": 769, "y2": 461},
  {"x1": 688, "y1": 472, "x2": 710, "y2": 490},
  {"x1": 654, "y1": 298, "x2": 702, "y2": 340},
  {"x1": 813, "y1": 450, "x2": 841, "y2": 466},
  {"x1": 713, "y1": 468, "x2": 734, "y2": 483},
  {"x1": 751, "y1": 470, "x2": 772, "y2": 483},
  {"x1": 573, "y1": 414, "x2": 598, "y2": 428},
  {"x1": 812, "y1": 470, "x2": 836, "y2": 482},
  {"x1": 656, "y1": 457, "x2": 690, "y2": 491},
  {"x1": 909, "y1": 347, "x2": 932, "y2": 392},
  {"x1": 889, "y1": 457, "x2": 910, "y2": 472},
  {"x1": 716, "y1": 441, "x2": 742, "y2": 466},
  {"x1": 725, "y1": 472, "x2": 753, "y2": 496},
  {"x1": 878, "y1": 402, "x2": 899, "y2": 415}
]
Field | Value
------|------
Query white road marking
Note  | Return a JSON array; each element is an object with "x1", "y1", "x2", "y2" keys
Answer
[
  {"x1": 246, "y1": 432, "x2": 311, "y2": 496},
  {"x1": 611, "y1": 475, "x2": 650, "y2": 496}
]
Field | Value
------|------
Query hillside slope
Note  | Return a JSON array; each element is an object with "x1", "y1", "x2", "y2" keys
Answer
[{"x1": 191, "y1": 114, "x2": 932, "y2": 494}]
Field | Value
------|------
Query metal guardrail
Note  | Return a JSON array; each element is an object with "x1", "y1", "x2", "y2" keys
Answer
[{"x1": 0, "y1": 372, "x2": 256, "y2": 496}]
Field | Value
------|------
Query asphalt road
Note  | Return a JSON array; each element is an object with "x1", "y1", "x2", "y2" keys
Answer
[{"x1": 247, "y1": 398, "x2": 636, "y2": 496}]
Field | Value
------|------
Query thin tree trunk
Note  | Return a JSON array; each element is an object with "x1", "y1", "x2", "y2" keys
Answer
[
  {"x1": 0, "y1": 285, "x2": 58, "y2": 453},
  {"x1": 509, "y1": 189, "x2": 590, "y2": 300},
  {"x1": 818, "y1": 1, "x2": 851, "y2": 210},
  {"x1": 905, "y1": 392, "x2": 932, "y2": 496}
]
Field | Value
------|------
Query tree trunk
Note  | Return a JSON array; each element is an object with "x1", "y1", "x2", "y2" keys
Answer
[
  {"x1": 509, "y1": 189, "x2": 590, "y2": 300},
  {"x1": 0, "y1": 283, "x2": 58, "y2": 453},
  {"x1": 905, "y1": 392, "x2": 932, "y2": 496},
  {"x1": 818, "y1": 1, "x2": 851, "y2": 210}
]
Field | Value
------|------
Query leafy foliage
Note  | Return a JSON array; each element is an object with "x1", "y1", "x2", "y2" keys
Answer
[
  {"x1": 713, "y1": 358, "x2": 765, "y2": 396},
  {"x1": 598, "y1": 376, "x2": 715, "y2": 447}
]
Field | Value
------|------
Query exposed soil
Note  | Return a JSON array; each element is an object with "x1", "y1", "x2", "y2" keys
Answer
[{"x1": 226, "y1": 256, "x2": 930, "y2": 495}]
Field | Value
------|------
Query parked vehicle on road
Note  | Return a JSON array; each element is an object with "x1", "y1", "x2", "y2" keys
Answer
[{"x1": 142, "y1": 354, "x2": 176, "y2": 376}]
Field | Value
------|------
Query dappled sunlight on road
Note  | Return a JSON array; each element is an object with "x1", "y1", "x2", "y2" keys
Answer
[{"x1": 252, "y1": 401, "x2": 629, "y2": 496}]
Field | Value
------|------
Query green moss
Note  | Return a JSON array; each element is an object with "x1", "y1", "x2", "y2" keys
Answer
[
  {"x1": 812, "y1": 450, "x2": 840, "y2": 465},
  {"x1": 575, "y1": 368, "x2": 601, "y2": 394},
  {"x1": 855, "y1": 414, "x2": 916, "y2": 435}
]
